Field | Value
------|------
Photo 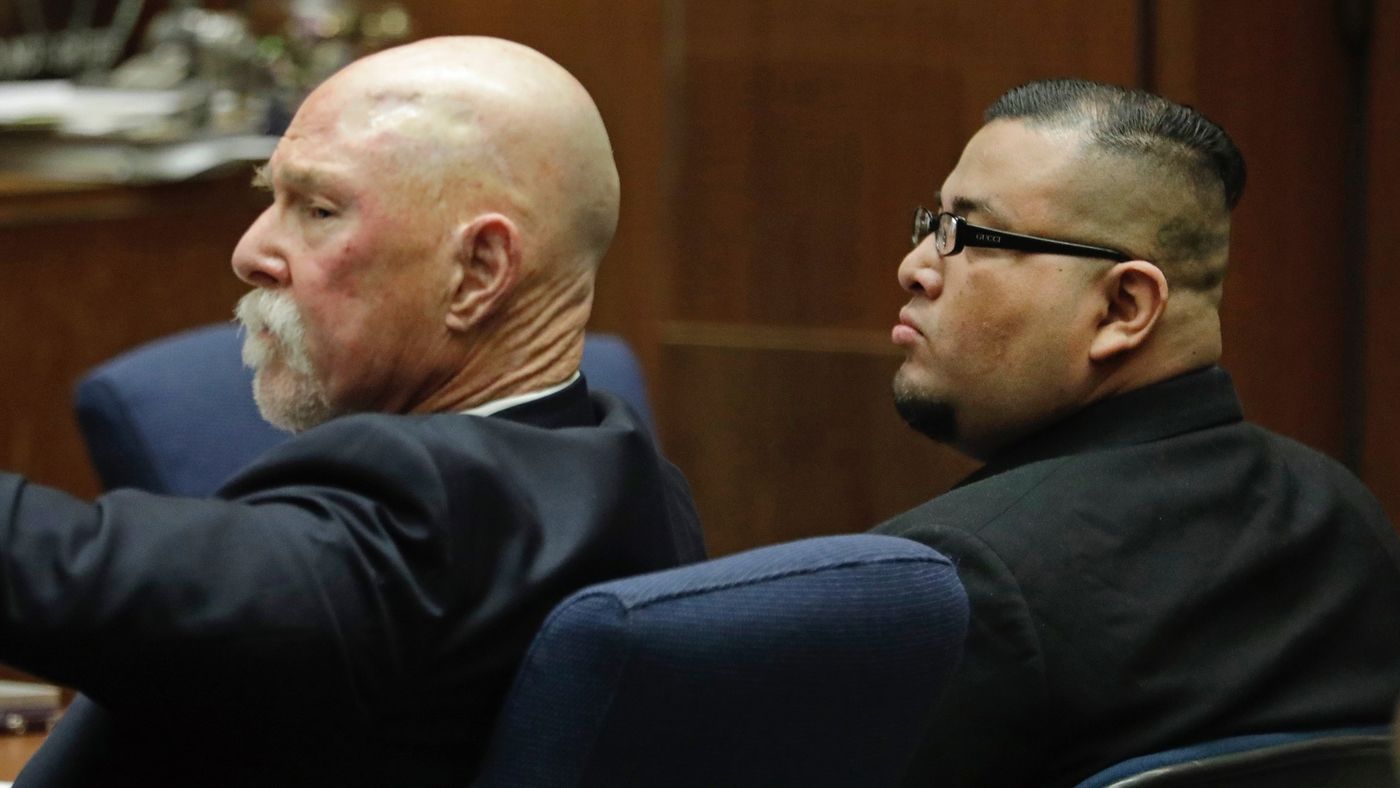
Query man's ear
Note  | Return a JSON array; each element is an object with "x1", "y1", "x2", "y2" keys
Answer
[
  {"x1": 1089, "y1": 261, "x2": 1169, "y2": 362},
  {"x1": 446, "y1": 213, "x2": 521, "y2": 333}
]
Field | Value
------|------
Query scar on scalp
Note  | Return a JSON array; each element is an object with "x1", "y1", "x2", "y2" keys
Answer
[{"x1": 364, "y1": 89, "x2": 428, "y2": 134}]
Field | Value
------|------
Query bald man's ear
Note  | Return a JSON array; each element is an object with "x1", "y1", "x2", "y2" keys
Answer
[
  {"x1": 1089, "y1": 261, "x2": 1169, "y2": 363},
  {"x1": 445, "y1": 214, "x2": 521, "y2": 333}
]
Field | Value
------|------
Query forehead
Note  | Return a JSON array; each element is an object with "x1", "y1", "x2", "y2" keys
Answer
[
  {"x1": 268, "y1": 90, "x2": 362, "y2": 176},
  {"x1": 267, "y1": 88, "x2": 424, "y2": 196},
  {"x1": 940, "y1": 120, "x2": 1087, "y2": 227},
  {"x1": 276, "y1": 77, "x2": 484, "y2": 196}
]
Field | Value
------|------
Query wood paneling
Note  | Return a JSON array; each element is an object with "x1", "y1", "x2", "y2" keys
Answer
[
  {"x1": 658, "y1": 336, "x2": 977, "y2": 556},
  {"x1": 1155, "y1": 0, "x2": 1353, "y2": 459},
  {"x1": 0, "y1": 178, "x2": 263, "y2": 498},
  {"x1": 1363, "y1": 0, "x2": 1400, "y2": 521},
  {"x1": 674, "y1": 0, "x2": 1139, "y2": 331}
]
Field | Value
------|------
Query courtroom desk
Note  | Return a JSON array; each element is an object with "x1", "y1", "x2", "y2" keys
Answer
[{"x1": 0, "y1": 733, "x2": 45, "y2": 781}]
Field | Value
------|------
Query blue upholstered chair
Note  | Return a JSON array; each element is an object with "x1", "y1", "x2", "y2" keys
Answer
[
  {"x1": 73, "y1": 323, "x2": 655, "y2": 496},
  {"x1": 1074, "y1": 727, "x2": 1395, "y2": 788},
  {"x1": 23, "y1": 538, "x2": 967, "y2": 787},
  {"x1": 471, "y1": 534, "x2": 970, "y2": 788}
]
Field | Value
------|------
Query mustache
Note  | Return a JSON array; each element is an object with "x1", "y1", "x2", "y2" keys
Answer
[{"x1": 234, "y1": 290, "x2": 314, "y2": 374}]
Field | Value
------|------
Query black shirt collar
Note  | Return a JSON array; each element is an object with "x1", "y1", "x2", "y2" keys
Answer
[{"x1": 961, "y1": 366, "x2": 1244, "y2": 487}]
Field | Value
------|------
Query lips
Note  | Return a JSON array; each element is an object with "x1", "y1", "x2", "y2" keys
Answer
[{"x1": 891, "y1": 307, "x2": 923, "y2": 345}]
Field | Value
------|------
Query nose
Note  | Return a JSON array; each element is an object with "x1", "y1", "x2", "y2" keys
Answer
[
  {"x1": 897, "y1": 243, "x2": 944, "y2": 298},
  {"x1": 231, "y1": 207, "x2": 290, "y2": 288}
]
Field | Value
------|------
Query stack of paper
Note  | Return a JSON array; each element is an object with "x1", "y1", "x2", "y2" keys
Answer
[{"x1": 0, "y1": 80, "x2": 190, "y2": 136}]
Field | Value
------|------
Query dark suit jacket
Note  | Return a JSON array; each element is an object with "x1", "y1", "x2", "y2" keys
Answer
[
  {"x1": 875, "y1": 367, "x2": 1400, "y2": 787},
  {"x1": 1, "y1": 379, "x2": 705, "y2": 787}
]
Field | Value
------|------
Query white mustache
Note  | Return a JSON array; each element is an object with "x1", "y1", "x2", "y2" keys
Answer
[{"x1": 234, "y1": 290, "x2": 315, "y2": 375}]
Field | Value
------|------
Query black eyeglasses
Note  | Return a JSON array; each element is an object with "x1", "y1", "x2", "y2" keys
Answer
[{"x1": 912, "y1": 207, "x2": 1131, "y2": 262}]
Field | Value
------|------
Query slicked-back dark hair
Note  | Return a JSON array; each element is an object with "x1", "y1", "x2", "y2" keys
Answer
[
  {"x1": 985, "y1": 79, "x2": 1246, "y2": 211},
  {"x1": 984, "y1": 78, "x2": 1245, "y2": 292}
]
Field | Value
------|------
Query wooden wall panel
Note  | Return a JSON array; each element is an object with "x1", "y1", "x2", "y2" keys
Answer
[
  {"x1": 658, "y1": 338, "x2": 977, "y2": 557},
  {"x1": 0, "y1": 179, "x2": 264, "y2": 498},
  {"x1": 1363, "y1": 0, "x2": 1400, "y2": 521},
  {"x1": 674, "y1": 0, "x2": 1139, "y2": 330},
  {"x1": 1155, "y1": 0, "x2": 1352, "y2": 459}
]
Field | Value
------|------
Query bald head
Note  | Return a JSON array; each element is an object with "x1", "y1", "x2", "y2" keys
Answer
[
  {"x1": 233, "y1": 37, "x2": 622, "y2": 423},
  {"x1": 310, "y1": 36, "x2": 621, "y2": 272}
]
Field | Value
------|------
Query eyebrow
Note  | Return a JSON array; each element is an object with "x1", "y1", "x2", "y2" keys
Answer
[
  {"x1": 250, "y1": 162, "x2": 339, "y2": 194},
  {"x1": 935, "y1": 191, "x2": 1008, "y2": 226}
]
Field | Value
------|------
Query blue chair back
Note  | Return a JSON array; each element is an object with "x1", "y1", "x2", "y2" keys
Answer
[
  {"x1": 1075, "y1": 727, "x2": 1394, "y2": 788},
  {"x1": 580, "y1": 333, "x2": 654, "y2": 430},
  {"x1": 73, "y1": 323, "x2": 654, "y2": 496},
  {"x1": 74, "y1": 324, "x2": 287, "y2": 496},
  {"x1": 471, "y1": 534, "x2": 969, "y2": 788}
]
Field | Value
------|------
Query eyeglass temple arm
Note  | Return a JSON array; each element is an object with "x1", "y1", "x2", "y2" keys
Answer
[{"x1": 980, "y1": 231, "x2": 1130, "y2": 262}]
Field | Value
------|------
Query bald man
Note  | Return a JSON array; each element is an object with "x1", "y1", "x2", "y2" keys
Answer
[
  {"x1": 2, "y1": 37, "x2": 704, "y2": 787},
  {"x1": 875, "y1": 79, "x2": 1400, "y2": 786}
]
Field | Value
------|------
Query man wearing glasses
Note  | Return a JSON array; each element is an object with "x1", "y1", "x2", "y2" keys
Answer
[{"x1": 877, "y1": 79, "x2": 1400, "y2": 786}]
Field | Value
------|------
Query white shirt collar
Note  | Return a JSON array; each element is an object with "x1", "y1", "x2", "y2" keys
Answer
[{"x1": 462, "y1": 371, "x2": 581, "y2": 417}]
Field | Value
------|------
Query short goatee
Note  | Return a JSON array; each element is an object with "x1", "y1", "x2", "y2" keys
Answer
[{"x1": 892, "y1": 376, "x2": 957, "y2": 444}]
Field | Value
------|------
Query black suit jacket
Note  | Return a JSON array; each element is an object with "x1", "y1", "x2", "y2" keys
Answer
[
  {"x1": 875, "y1": 367, "x2": 1400, "y2": 787},
  {"x1": 2, "y1": 379, "x2": 705, "y2": 787}
]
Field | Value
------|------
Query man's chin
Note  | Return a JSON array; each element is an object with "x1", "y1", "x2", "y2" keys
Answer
[
  {"x1": 252, "y1": 368, "x2": 338, "y2": 434},
  {"x1": 892, "y1": 375, "x2": 958, "y2": 445}
]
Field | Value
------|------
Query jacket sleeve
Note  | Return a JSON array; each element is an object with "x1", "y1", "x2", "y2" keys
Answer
[
  {"x1": 874, "y1": 521, "x2": 1052, "y2": 787},
  {"x1": 0, "y1": 415, "x2": 461, "y2": 726}
]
